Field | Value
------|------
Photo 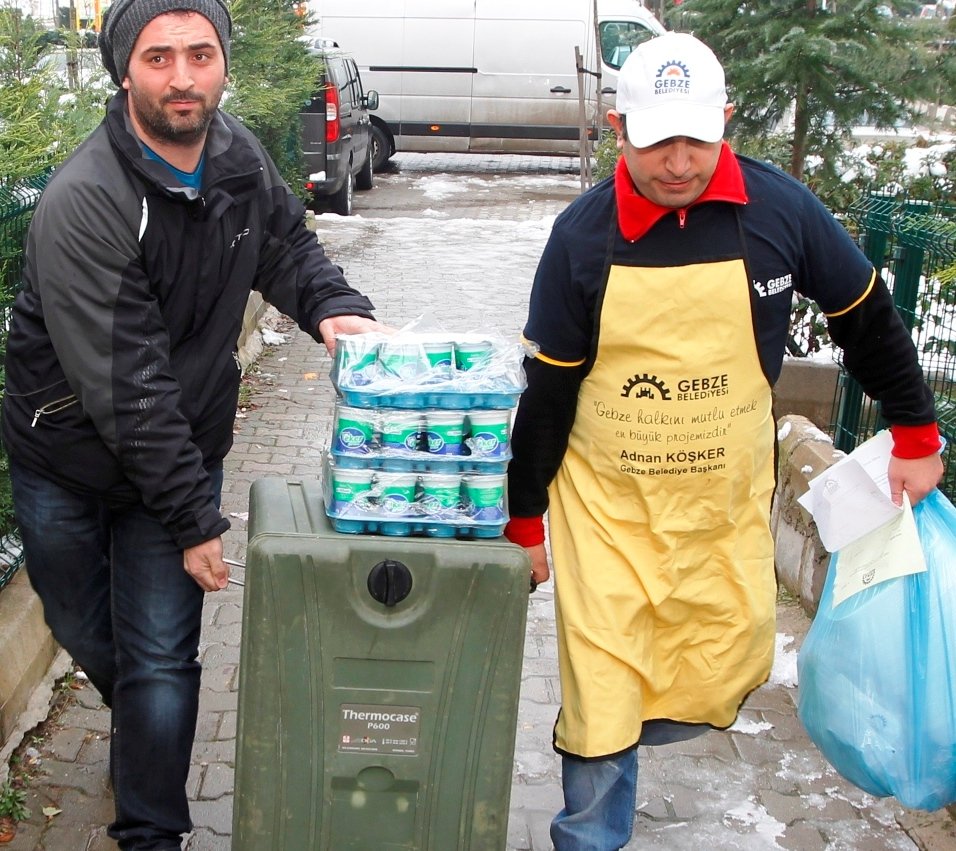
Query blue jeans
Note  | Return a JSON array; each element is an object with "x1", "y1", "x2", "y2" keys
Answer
[
  {"x1": 10, "y1": 459, "x2": 223, "y2": 851},
  {"x1": 551, "y1": 721, "x2": 711, "y2": 850},
  {"x1": 552, "y1": 749, "x2": 638, "y2": 851}
]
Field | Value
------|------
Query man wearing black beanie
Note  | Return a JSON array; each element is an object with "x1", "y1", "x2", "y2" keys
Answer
[
  {"x1": 99, "y1": 0, "x2": 232, "y2": 86},
  {"x1": 1, "y1": 2, "x2": 384, "y2": 849}
]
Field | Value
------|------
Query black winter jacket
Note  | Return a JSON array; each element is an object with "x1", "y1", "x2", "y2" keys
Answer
[{"x1": 2, "y1": 92, "x2": 374, "y2": 548}]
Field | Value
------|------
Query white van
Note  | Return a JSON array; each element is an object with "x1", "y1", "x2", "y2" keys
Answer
[{"x1": 307, "y1": 0, "x2": 666, "y2": 168}]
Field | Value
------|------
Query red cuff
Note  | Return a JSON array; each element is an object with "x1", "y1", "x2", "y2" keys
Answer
[
  {"x1": 504, "y1": 515, "x2": 545, "y2": 548},
  {"x1": 890, "y1": 422, "x2": 942, "y2": 459}
]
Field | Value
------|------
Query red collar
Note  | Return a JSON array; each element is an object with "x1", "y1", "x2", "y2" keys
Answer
[{"x1": 614, "y1": 141, "x2": 748, "y2": 242}]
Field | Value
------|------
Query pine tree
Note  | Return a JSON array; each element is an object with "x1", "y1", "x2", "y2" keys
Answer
[
  {"x1": 0, "y1": 4, "x2": 107, "y2": 184},
  {"x1": 226, "y1": 0, "x2": 317, "y2": 195},
  {"x1": 668, "y1": 0, "x2": 940, "y2": 179},
  {"x1": 0, "y1": 7, "x2": 61, "y2": 181}
]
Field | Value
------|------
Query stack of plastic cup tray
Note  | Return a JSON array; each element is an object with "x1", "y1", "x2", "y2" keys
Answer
[
  {"x1": 331, "y1": 331, "x2": 525, "y2": 410},
  {"x1": 331, "y1": 404, "x2": 511, "y2": 473},
  {"x1": 323, "y1": 452, "x2": 509, "y2": 538},
  {"x1": 324, "y1": 331, "x2": 524, "y2": 538}
]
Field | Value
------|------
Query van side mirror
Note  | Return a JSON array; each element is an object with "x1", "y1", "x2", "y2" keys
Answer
[{"x1": 365, "y1": 90, "x2": 380, "y2": 111}]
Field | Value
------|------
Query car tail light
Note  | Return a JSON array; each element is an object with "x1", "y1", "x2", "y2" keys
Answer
[{"x1": 326, "y1": 85, "x2": 340, "y2": 143}]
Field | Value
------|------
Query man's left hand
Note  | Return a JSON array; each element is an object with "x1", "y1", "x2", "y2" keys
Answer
[
  {"x1": 184, "y1": 537, "x2": 229, "y2": 592},
  {"x1": 318, "y1": 316, "x2": 393, "y2": 356},
  {"x1": 888, "y1": 452, "x2": 944, "y2": 507}
]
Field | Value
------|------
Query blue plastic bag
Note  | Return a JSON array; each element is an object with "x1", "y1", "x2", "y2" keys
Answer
[{"x1": 797, "y1": 488, "x2": 956, "y2": 810}]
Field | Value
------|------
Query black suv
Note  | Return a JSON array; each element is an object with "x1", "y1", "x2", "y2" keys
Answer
[{"x1": 301, "y1": 45, "x2": 380, "y2": 216}]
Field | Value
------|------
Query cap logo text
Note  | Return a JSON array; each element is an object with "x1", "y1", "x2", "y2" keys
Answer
[{"x1": 655, "y1": 60, "x2": 691, "y2": 95}]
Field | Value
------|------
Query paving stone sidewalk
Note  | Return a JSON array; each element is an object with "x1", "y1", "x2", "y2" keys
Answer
[{"x1": 5, "y1": 153, "x2": 956, "y2": 851}]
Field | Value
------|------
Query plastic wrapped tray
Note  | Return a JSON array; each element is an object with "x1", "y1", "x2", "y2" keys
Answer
[
  {"x1": 324, "y1": 455, "x2": 509, "y2": 540},
  {"x1": 337, "y1": 389, "x2": 522, "y2": 410},
  {"x1": 332, "y1": 402, "x2": 513, "y2": 472},
  {"x1": 331, "y1": 449, "x2": 509, "y2": 475},
  {"x1": 327, "y1": 517, "x2": 506, "y2": 538},
  {"x1": 333, "y1": 331, "x2": 526, "y2": 410}
]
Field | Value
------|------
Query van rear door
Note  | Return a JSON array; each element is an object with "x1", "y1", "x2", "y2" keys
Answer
[
  {"x1": 301, "y1": 66, "x2": 328, "y2": 183},
  {"x1": 325, "y1": 54, "x2": 370, "y2": 174}
]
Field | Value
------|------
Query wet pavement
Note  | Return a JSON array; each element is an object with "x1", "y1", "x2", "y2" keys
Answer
[{"x1": 5, "y1": 152, "x2": 956, "y2": 850}]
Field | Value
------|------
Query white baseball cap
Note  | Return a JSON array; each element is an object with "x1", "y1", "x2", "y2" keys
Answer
[{"x1": 616, "y1": 33, "x2": 728, "y2": 149}]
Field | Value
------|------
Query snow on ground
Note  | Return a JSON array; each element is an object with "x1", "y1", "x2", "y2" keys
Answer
[
  {"x1": 770, "y1": 633, "x2": 800, "y2": 688},
  {"x1": 313, "y1": 212, "x2": 557, "y2": 336},
  {"x1": 414, "y1": 173, "x2": 580, "y2": 202}
]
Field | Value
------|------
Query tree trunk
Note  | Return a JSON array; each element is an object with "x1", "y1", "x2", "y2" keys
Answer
[
  {"x1": 790, "y1": 0, "x2": 817, "y2": 177},
  {"x1": 790, "y1": 84, "x2": 809, "y2": 178}
]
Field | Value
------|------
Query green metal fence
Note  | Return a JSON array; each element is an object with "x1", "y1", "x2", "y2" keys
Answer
[
  {"x1": 830, "y1": 192, "x2": 956, "y2": 498},
  {"x1": 0, "y1": 171, "x2": 51, "y2": 591}
]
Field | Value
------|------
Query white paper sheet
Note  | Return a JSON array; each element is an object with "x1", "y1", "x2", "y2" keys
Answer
[
  {"x1": 797, "y1": 431, "x2": 901, "y2": 552},
  {"x1": 830, "y1": 493, "x2": 926, "y2": 607}
]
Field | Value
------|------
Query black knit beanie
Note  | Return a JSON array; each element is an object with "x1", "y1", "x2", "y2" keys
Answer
[{"x1": 99, "y1": 0, "x2": 232, "y2": 86}]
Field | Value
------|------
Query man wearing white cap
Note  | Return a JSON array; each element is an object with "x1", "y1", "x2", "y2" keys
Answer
[{"x1": 504, "y1": 32, "x2": 942, "y2": 850}]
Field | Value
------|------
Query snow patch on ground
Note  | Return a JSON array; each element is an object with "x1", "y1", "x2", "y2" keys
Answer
[
  {"x1": 770, "y1": 634, "x2": 799, "y2": 688},
  {"x1": 723, "y1": 798, "x2": 786, "y2": 847}
]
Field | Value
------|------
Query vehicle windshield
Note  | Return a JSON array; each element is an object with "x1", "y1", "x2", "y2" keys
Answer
[{"x1": 600, "y1": 21, "x2": 657, "y2": 70}]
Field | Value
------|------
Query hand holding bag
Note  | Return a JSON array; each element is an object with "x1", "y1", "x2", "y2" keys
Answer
[{"x1": 797, "y1": 488, "x2": 956, "y2": 811}]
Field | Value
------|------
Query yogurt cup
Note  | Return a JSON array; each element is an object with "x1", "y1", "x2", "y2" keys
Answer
[
  {"x1": 379, "y1": 339, "x2": 428, "y2": 381},
  {"x1": 333, "y1": 406, "x2": 377, "y2": 455},
  {"x1": 330, "y1": 467, "x2": 375, "y2": 515},
  {"x1": 419, "y1": 473, "x2": 463, "y2": 517},
  {"x1": 380, "y1": 412, "x2": 424, "y2": 454},
  {"x1": 421, "y1": 337, "x2": 455, "y2": 379},
  {"x1": 423, "y1": 410, "x2": 466, "y2": 456},
  {"x1": 335, "y1": 335, "x2": 381, "y2": 386},
  {"x1": 454, "y1": 338, "x2": 495, "y2": 372},
  {"x1": 461, "y1": 473, "x2": 506, "y2": 522},
  {"x1": 375, "y1": 472, "x2": 419, "y2": 516},
  {"x1": 466, "y1": 410, "x2": 510, "y2": 457}
]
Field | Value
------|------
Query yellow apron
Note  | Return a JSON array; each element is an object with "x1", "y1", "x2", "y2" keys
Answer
[{"x1": 549, "y1": 255, "x2": 777, "y2": 758}]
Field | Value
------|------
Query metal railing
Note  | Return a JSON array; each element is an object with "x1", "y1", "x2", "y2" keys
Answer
[
  {"x1": 830, "y1": 192, "x2": 956, "y2": 498},
  {"x1": 0, "y1": 170, "x2": 51, "y2": 590}
]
